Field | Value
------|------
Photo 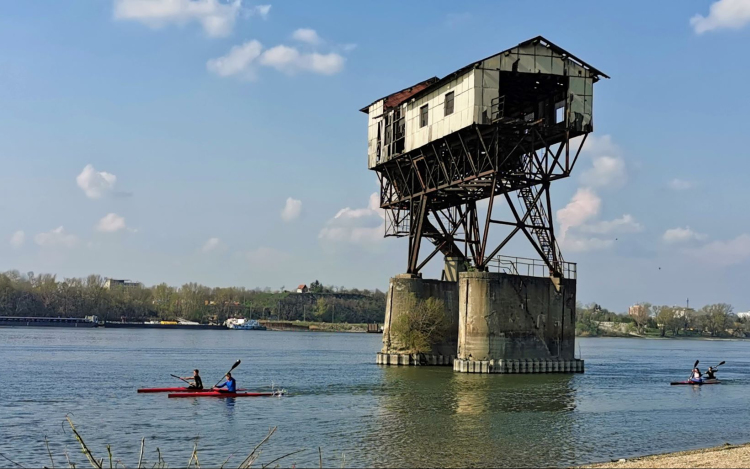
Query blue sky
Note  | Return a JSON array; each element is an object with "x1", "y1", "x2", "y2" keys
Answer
[{"x1": 1, "y1": 0, "x2": 750, "y2": 312}]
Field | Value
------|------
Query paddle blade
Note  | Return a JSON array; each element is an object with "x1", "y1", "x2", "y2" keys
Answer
[
  {"x1": 230, "y1": 359, "x2": 241, "y2": 371},
  {"x1": 718, "y1": 361, "x2": 726, "y2": 366},
  {"x1": 694, "y1": 360, "x2": 699, "y2": 368}
]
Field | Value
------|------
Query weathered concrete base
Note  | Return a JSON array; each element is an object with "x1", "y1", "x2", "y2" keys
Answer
[
  {"x1": 453, "y1": 358, "x2": 584, "y2": 374},
  {"x1": 376, "y1": 352, "x2": 455, "y2": 366},
  {"x1": 378, "y1": 273, "x2": 459, "y2": 365}
]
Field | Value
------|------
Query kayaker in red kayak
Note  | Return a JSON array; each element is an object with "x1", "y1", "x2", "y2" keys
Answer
[
  {"x1": 689, "y1": 367, "x2": 703, "y2": 384},
  {"x1": 704, "y1": 366, "x2": 717, "y2": 380},
  {"x1": 214, "y1": 372, "x2": 236, "y2": 393},
  {"x1": 180, "y1": 369, "x2": 203, "y2": 390}
]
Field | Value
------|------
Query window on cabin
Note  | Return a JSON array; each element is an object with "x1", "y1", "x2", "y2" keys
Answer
[
  {"x1": 555, "y1": 101, "x2": 566, "y2": 124},
  {"x1": 444, "y1": 92, "x2": 454, "y2": 116},
  {"x1": 420, "y1": 104, "x2": 428, "y2": 128}
]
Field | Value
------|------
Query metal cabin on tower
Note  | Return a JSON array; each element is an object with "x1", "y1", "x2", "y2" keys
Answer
[{"x1": 363, "y1": 36, "x2": 608, "y2": 373}]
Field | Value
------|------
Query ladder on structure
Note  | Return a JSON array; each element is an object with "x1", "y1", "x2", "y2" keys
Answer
[{"x1": 517, "y1": 184, "x2": 563, "y2": 278}]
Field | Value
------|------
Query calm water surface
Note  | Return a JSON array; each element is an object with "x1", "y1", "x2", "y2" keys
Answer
[{"x1": 2, "y1": 329, "x2": 750, "y2": 468}]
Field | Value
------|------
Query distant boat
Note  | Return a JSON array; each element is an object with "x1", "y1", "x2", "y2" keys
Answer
[{"x1": 226, "y1": 318, "x2": 267, "y2": 330}]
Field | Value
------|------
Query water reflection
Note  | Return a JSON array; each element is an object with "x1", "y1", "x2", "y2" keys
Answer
[{"x1": 370, "y1": 368, "x2": 578, "y2": 468}]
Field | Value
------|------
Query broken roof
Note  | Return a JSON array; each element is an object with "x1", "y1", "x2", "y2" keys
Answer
[
  {"x1": 359, "y1": 77, "x2": 438, "y2": 114},
  {"x1": 360, "y1": 36, "x2": 608, "y2": 114}
]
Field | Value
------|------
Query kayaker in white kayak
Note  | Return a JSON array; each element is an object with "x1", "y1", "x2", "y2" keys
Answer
[
  {"x1": 689, "y1": 367, "x2": 703, "y2": 384},
  {"x1": 181, "y1": 369, "x2": 203, "y2": 390},
  {"x1": 214, "y1": 372, "x2": 237, "y2": 393}
]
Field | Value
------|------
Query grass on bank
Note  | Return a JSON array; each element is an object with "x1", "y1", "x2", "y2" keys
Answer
[{"x1": 0, "y1": 416, "x2": 336, "y2": 469}]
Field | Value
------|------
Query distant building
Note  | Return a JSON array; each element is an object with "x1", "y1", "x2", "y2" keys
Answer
[
  {"x1": 104, "y1": 278, "x2": 141, "y2": 290},
  {"x1": 296, "y1": 284, "x2": 308, "y2": 294},
  {"x1": 737, "y1": 312, "x2": 750, "y2": 319},
  {"x1": 628, "y1": 304, "x2": 646, "y2": 317}
]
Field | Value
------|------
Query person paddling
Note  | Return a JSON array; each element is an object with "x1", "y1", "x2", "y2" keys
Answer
[
  {"x1": 689, "y1": 367, "x2": 703, "y2": 383},
  {"x1": 181, "y1": 369, "x2": 203, "y2": 390},
  {"x1": 214, "y1": 372, "x2": 236, "y2": 393},
  {"x1": 704, "y1": 366, "x2": 717, "y2": 380}
]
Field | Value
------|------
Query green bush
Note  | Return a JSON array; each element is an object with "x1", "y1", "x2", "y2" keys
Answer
[{"x1": 390, "y1": 294, "x2": 448, "y2": 354}]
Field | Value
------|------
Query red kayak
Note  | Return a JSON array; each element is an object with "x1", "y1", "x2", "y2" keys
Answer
[
  {"x1": 168, "y1": 390, "x2": 285, "y2": 398},
  {"x1": 138, "y1": 387, "x2": 247, "y2": 393},
  {"x1": 670, "y1": 379, "x2": 721, "y2": 386}
]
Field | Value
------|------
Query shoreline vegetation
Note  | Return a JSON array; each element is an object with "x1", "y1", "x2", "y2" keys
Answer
[
  {"x1": 0, "y1": 271, "x2": 386, "y2": 326},
  {"x1": 575, "y1": 301, "x2": 748, "y2": 340},
  {"x1": 581, "y1": 443, "x2": 750, "y2": 468}
]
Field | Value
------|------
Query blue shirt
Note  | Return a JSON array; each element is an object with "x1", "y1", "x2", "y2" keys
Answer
[{"x1": 217, "y1": 378, "x2": 236, "y2": 392}]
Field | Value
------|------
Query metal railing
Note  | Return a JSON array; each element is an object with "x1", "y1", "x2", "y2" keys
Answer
[{"x1": 488, "y1": 255, "x2": 576, "y2": 280}]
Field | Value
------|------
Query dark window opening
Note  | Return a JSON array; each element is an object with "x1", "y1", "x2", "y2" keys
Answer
[
  {"x1": 420, "y1": 104, "x2": 428, "y2": 128},
  {"x1": 444, "y1": 91, "x2": 454, "y2": 116}
]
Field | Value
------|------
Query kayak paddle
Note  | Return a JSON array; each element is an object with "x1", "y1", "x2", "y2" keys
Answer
[
  {"x1": 714, "y1": 361, "x2": 726, "y2": 368},
  {"x1": 170, "y1": 374, "x2": 192, "y2": 385},
  {"x1": 213, "y1": 359, "x2": 241, "y2": 388}
]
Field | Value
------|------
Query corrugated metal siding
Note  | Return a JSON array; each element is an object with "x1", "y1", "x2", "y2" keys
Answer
[{"x1": 404, "y1": 70, "x2": 475, "y2": 153}]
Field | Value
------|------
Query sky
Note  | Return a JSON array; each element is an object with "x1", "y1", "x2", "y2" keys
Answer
[{"x1": 1, "y1": 0, "x2": 750, "y2": 313}]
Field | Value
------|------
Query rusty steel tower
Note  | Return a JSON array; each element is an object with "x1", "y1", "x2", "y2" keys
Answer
[{"x1": 361, "y1": 37, "x2": 608, "y2": 282}]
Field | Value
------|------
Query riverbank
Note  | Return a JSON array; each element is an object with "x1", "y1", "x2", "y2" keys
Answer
[
  {"x1": 259, "y1": 320, "x2": 372, "y2": 333},
  {"x1": 582, "y1": 443, "x2": 750, "y2": 468}
]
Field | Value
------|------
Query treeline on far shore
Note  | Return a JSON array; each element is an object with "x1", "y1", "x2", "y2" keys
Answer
[
  {"x1": 0, "y1": 271, "x2": 386, "y2": 325},
  {"x1": 576, "y1": 302, "x2": 748, "y2": 339}
]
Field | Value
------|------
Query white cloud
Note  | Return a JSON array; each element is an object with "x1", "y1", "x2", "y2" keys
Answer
[
  {"x1": 35, "y1": 226, "x2": 78, "y2": 248},
  {"x1": 249, "y1": 4, "x2": 271, "y2": 19},
  {"x1": 556, "y1": 189, "x2": 639, "y2": 252},
  {"x1": 292, "y1": 28, "x2": 321, "y2": 45},
  {"x1": 690, "y1": 0, "x2": 750, "y2": 34},
  {"x1": 580, "y1": 155, "x2": 626, "y2": 188},
  {"x1": 668, "y1": 178, "x2": 693, "y2": 191},
  {"x1": 319, "y1": 192, "x2": 385, "y2": 244},
  {"x1": 76, "y1": 164, "x2": 117, "y2": 199},
  {"x1": 663, "y1": 226, "x2": 708, "y2": 244},
  {"x1": 10, "y1": 230, "x2": 25, "y2": 249},
  {"x1": 577, "y1": 134, "x2": 627, "y2": 189},
  {"x1": 206, "y1": 40, "x2": 263, "y2": 78},
  {"x1": 281, "y1": 197, "x2": 302, "y2": 221},
  {"x1": 579, "y1": 134, "x2": 618, "y2": 156},
  {"x1": 560, "y1": 236, "x2": 614, "y2": 253},
  {"x1": 557, "y1": 188, "x2": 601, "y2": 236},
  {"x1": 96, "y1": 213, "x2": 127, "y2": 233},
  {"x1": 114, "y1": 0, "x2": 241, "y2": 37},
  {"x1": 208, "y1": 40, "x2": 345, "y2": 78},
  {"x1": 688, "y1": 234, "x2": 750, "y2": 266},
  {"x1": 260, "y1": 45, "x2": 344, "y2": 75},
  {"x1": 578, "y1": 214, "x2": 643, "y2": 235},
  {"x1": 245, "y1": 246, "x2": 290, "y2": 264},
  {"x1": 202, "y1": 237, "x2": 221, "y2": 252}
]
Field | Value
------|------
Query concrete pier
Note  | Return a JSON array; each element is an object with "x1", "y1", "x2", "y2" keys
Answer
[
  {"x1": 378, "y1": 274, "x2": 458, "y2": 365},
  {"x1": 454, "y1": 271, "x2": 581, "y2": 374},
  {"x1": 453, "y1": 358, "x2": 584, "y2": 373}
]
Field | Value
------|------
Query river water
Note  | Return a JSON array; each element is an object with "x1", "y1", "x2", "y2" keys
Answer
[{"x1": 2, "y1": 329, "x2": 750, "y2": 468}]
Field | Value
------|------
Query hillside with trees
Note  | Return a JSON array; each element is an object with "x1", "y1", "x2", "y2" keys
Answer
[{"x1": 0, "y1": 271, "x2": 386, "y2": 325}]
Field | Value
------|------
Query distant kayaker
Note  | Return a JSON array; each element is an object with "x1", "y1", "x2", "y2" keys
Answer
[
  {"x1": 704, "y1": 366, "x2": 717, "y2": 380},
  {"x1": 181, "y1": 369, "x2": 203, "y2": 390},
  {"x1": 689, "y1": 367, "x2": 703, "y2": 383},
  {"x1": 215, "y1": 372, "x2": 236, "y2": 393}
]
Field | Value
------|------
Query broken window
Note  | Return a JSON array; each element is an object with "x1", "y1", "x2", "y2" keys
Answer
[
  {"x1": 555, "y1": 101, "x2": 565, "y2": 124},
  {"x1": 444, "y1": 91, "x2": 454, "y2": 116},
  {"x1": 420, "y1": 104, "x2": 429, "y2": 128}
]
